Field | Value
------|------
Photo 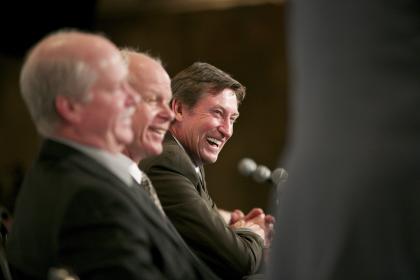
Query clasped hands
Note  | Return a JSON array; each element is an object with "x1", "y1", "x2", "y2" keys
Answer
[{"x1": 229, "y1": 208, "x2": 275, "y2": 248}]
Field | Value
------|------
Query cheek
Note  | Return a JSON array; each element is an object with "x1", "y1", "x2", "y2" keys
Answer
[
  {"x1": 110, "y1": 97, "x2": 125, "y2": 114},
  {"x1": 133, "y1": 106, "x2": 149, "y2": 122},
  {"x1": 137, "y1": 121, "x2": 149, "y2": 143},
  {"x1": 199, "y1": 119, "x2": 218, "y2": 135},
  {"x1": 129, "y1": 114, "x2": 143, "y2": 139},
  {"x1": 110, "y1": 107, "x2": 126, "y2": 127}
]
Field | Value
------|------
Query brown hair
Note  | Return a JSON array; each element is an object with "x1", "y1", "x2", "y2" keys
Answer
[{"x1": 171, "y1": 62, "x2": 246, "y2": 109}]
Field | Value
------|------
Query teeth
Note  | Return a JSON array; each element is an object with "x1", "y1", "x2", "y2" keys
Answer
[
  {"x1": 151, "y1": 127, "x2": 167, "y2": 135},
  {"x1": 207, "y1": 137, "x2": 221, "y2": 147}
]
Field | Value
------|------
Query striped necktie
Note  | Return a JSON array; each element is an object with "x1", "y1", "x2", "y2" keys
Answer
[{"x1": 140, "y1": 173, "x2": 166, "y2": 217}]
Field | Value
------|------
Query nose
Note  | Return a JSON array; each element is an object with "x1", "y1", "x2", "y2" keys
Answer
[
  {"x1": 218, "y1": 118, "x2": 233, "y2": 139},
  {"x1": 159, "y1": 102, "x2": 175, "y2": 123}
]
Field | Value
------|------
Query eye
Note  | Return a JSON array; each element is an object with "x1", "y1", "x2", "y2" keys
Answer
[
  {"x1": 143, "y1": 95, "x2": 159, "y2": 104},
  {"x1": 213, "y1": 109, "x2": 223, "y2": 117}
]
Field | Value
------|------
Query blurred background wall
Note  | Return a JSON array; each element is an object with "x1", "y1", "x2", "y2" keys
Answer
[{"x1": 0, "y1": 0, "x2": 287, "y2": 214}]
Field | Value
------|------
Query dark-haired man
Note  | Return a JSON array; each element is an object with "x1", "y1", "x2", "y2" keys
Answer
[{"x1": 140, "y1": 62, "x2": 273, "y2": 279}]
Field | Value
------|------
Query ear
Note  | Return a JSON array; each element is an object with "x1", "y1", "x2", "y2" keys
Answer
[
  {"x1": 171, "y1": 98, "x2": 184, "y2": 121},
  {"x1": 55, "y1": 95, "x2": 83, "y2": 124}
]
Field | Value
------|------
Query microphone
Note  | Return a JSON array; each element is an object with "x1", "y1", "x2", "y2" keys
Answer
[
  {"x1": 48, "y1": 267, "x2": 79, "y2": 280},
  {"x1": 237, "y1": 158, "x2": 257, "y2": 176},
  {"x1": 238, "y1": 158, "x2": 288, "y2": 186},
  {"x1": 271, "y1": 167, "x2": 288, "y2": 186},
  {"x1": 253, "y1": 165, "x2": 271, "y2": 183}
]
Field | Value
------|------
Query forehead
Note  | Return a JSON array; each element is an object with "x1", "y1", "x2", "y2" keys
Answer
[
  {"x1": 196, "y1": 88, "x2": 239, "y2": 113},
  {"x1": 102, "y1": 52, "x2": 127, "y2": 76},
  {"x1": 96, "y1": 53, "x2": 128, "y2": 86},
  {"x1": 130, "y1": 61, "x2": 171, "y2": 96}
]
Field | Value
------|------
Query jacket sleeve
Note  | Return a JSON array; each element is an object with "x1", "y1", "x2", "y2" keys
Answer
[{"x1": 140, "y1": 148, "x2": 264, "y2": 279}]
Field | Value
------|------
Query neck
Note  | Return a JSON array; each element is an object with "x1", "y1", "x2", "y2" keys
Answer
[
  {"x1": 169, "y1": 130, "x2": 202, "y2": 166},
  {"x1": 54, "y1": 128, "x2": 122, "y2": 154},
  {"x1": 122, "y1": 147, "x2": 142, "y2": 164}
]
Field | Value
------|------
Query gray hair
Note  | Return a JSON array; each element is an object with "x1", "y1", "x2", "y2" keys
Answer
[
  {"x1": 119, "y1": 48, "x2": 164, "y2": 91},
  {"x1": 120, "y1": 47, "x2": 162, "y2": 67},
  {"x1": 171, "y1": 62, "x2": 246, "y2": 109},
  {"x1": 20, "y1": 31, "x2": 97, "y2": 137}
]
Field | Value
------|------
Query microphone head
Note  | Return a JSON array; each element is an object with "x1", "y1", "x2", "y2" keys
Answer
[
  {"x1": 253, "y1": 165, "x2": 271, "y2": 183},
  {"x1": 238, "y1": 158, "x2": 257, "y2": 176},
  {"x1": 48, "y1": 268, "x2": 79, "y2": 280},
  {"x1": 271, "y1": 168, "x2": 288, "y2": 186}
]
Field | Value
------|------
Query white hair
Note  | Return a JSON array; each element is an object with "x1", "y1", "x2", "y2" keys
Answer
[{"x1": 20, "y1": 31, "x2": 97, "y2": 136}]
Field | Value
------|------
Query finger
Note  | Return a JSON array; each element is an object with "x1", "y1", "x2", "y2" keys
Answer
[
  {"x1": 230, "y1": 211, "x2": 243, "y2": 225},
  {"x1": 244, "y1": 208, "x2": 264, "y2": 220},
  {"x1": 232, "y1": 209, "x2": 245, "y2": 219},
  {"x1": 246, "y1": 213, "x2": 266, "y2": 227},
  {"x1": 230, "y1": 219, "x2": 245, "y2": 228},
  {"x1": 265, "y1": 214, "x2": 276, "y2": 224}
]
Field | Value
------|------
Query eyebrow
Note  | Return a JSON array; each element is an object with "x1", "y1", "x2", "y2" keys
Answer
[{"x1": 213, "y1": 105, "x2": 239, "y2": 118}]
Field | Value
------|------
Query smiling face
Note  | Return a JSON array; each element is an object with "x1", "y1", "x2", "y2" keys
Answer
[
  {"x1": 171, "y1": 88, "x2": 239, "y2": 165},
  {"x1": 125, "y1": 53, "x2": 174, "y2": 162}
]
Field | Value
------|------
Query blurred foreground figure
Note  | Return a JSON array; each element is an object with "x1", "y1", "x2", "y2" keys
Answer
[{"x1": 268, "y1": 0, "x2": 420, "y2": 279}]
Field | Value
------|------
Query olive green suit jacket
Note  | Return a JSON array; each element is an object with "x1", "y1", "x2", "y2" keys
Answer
[{"x1": 140, "y1": 134, "x2": 264, "y2": 279}]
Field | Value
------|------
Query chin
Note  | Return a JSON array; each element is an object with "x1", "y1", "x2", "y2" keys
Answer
[
  {"x1": 202, "y1": 155, "x2": 218, "y2": 164},
  {"x1": 145, "y1": 145, "x2": 162, "y2": 157},
  {"x1": 118, "y1": 133, "x2": 134, "y2": 145}
]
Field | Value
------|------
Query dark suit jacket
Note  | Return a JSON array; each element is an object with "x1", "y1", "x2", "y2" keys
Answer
[
  {"x1": 6, "y1": 139, "x2": 217, "y2": 280},
  {"x1": 139, "y1": 134, "x2": 264, "y2": 279},
  {"x1": 268, "y1": 0, "x2": 420, "y2": 279}
]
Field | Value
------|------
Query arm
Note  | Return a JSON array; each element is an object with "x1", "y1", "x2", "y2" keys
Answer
[
  {"x1": 143, "y1": 159, "x2": 264, "y2": 279},
  {"x1": 218, "y1": 209, "x2": 239, "y2": 224},
  {"x1": 232, "y1": 208, "x2": 275, "y2": 248},
  {"x1": 219, "y1": 208, "x2": 275, "y2": 247}
]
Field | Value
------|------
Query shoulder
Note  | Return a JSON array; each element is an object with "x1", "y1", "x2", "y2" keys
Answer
[
  {"x1": 140, "y1": 137, "x2": 198, "y2": 183},
  {"x1": 25, "y1": 143, "x2": 137, "y2": 216}
]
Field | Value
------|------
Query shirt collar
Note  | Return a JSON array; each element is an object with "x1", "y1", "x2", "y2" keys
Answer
[
  {"x1": 128, "y1": 161, "x2": 143, "y2": 184},
  {"x1": 51, "y1": 137, "x2": 134, "y2": 186}
]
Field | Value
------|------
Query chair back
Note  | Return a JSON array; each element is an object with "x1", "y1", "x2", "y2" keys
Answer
[{"x1": 0, "y1": 206, "x2": 12, "y2": 280}]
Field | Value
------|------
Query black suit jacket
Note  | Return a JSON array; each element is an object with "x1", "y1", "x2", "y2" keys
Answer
[
  {"x1": 6, "y1": 139, "x2": 217, "y2": 280},
  {"x1": 140, "y1": 134, "x2": 264, "y2": 279}
]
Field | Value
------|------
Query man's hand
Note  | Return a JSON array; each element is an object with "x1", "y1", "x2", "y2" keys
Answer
[
  {"x1": 230, "y1": 217, "x2": 265, "y2": 242},
  {"x1": 229, "y1": 209, "x2": 245, "y2": 225},
  {"x1": 229, "y1": 208, "x2": 275, "y2": 248}
]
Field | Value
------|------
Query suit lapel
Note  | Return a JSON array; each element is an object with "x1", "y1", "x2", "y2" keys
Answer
[
  {"x1": 41, "y1": 140, "x2": 183, "y2": 243},
  {"x1": 165, "y1": 134, "x2": 202, "y2": 187},
  {"x1": 164, "y1": 135, "x2": 215, "y2": 208}
]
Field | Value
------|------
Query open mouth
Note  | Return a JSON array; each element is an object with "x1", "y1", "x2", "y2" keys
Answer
[
  {"x1": 150, "y1": 127, "x2": 167, "y2": 136},
  {"x1": 206, "y1": 137, "x2": 222, "y2": 148}
]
